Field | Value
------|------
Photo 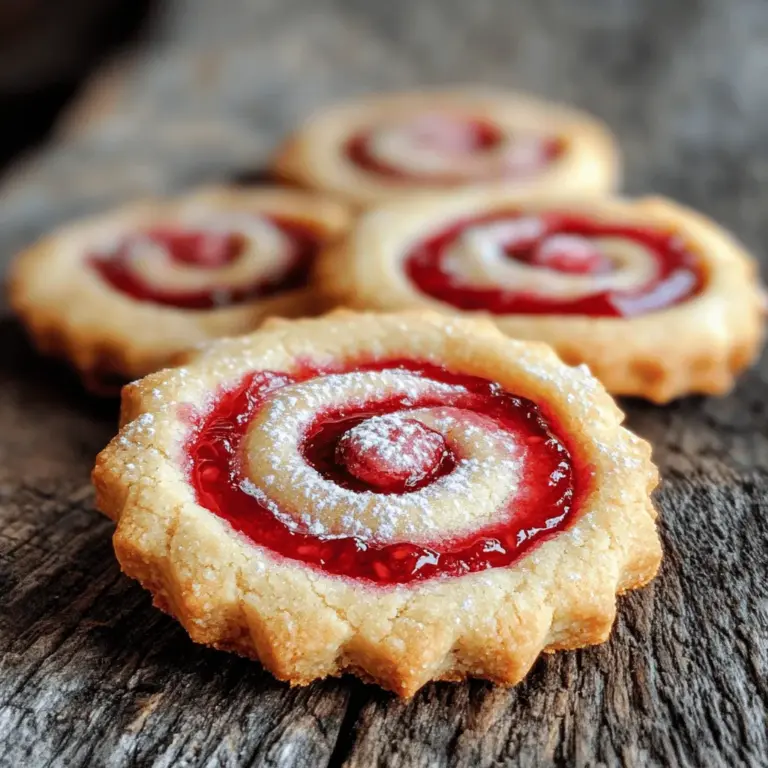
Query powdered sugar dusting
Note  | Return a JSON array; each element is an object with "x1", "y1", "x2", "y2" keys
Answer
[
  {"x1": 241, "y1": 370, "x2": 524, "y2": 542},
  {"x1": 337, "y1": 414, "x2": 447, "y2": 488}
]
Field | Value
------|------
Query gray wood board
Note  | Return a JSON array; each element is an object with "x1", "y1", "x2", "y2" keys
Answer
[{"x1": 1, "y1": 0, "x2": 766, "y2": 765}]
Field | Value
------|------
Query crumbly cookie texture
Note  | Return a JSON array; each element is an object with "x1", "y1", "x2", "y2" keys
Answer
[
  {"x1": 272, "y1": 88, "x2": 620, "y2": 207},
  {"x1": 8, "y1": 186, "x2": 352, "y2": 392},
  {"x1": 318, "y1": 193, "x2": 766, "y2": 402},
  {"x1": 93, "y1": 311, "x2": 661, "y2": 697}
]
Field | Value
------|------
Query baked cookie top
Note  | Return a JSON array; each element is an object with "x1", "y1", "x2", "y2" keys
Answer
[
  {"x1": 272, "y1": 88, "x2": 620, "y2": 206},
  {"x1": 93, "y1": 311, "x2": 661, "y2": 697},
  {"x1": 319, "y1": 193, "x2": 765, "y2": 401},
  {"x1": 8, "y1": 186, "x2": 352, "y2": 389}
]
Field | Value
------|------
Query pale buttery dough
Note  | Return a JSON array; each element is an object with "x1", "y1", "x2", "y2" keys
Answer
[
  {"x1": 272, "y1": 88, "x2": 620, "y2": 207},
  {"x1": 318, "y1": 193, "x2": 766, "y2": 402},
  {"x1": 93, "y1": 311, "x2": 661, "y2": 697},
  {"x1": 8, "y1": 186, "x2": 352, "y2": 391}
]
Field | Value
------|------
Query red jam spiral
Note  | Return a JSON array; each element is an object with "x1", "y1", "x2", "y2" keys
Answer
[
  {"x1": 345, "y1": 116, "x2": 562, "y2": 182},
  {"x1": 90, "y1": 217, "x2": 322, "y2": 309},
  {"x1": 405, "y1": 211, "x2": 703, "y2": 316},
  {"x1": 187, "y1": 361, "x2": 592, "y2": 585}
]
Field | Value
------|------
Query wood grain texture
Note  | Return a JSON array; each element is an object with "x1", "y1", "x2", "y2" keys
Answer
[{"x1": 1, "y1": 0, "x2": 767, "y2": 765}]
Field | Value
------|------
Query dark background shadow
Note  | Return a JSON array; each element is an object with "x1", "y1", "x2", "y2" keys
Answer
[{"x1": 0, "y1": 0, "x2": 157, "y2": 175}]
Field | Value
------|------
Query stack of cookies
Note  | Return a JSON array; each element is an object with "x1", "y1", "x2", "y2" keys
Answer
[{"x1": 9, "y1": 88, "x2": 766, "y2": 697}]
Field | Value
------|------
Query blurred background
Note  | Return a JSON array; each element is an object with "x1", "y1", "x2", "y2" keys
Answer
[
  {"x1": 0, "y1": 0, "x2": 154, "y2": 169},
  {"x1": 1, "y1": 0, "x2": 767, "y2": 267}
]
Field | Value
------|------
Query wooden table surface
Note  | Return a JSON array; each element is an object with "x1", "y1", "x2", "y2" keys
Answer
[{"x1": 1, "y1": 1, "x2": 767, "y2": 765}]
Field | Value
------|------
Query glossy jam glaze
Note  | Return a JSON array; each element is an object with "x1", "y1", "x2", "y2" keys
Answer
[
  {"x1": 90, "y1": 217, "x2": 322, "y2": 309},
  {"x1": 187, "y1": 360, "x2": 593, "y2": 584},
  {"x1": 405, "y1": 211, "x2": 703, "y2": 316}
]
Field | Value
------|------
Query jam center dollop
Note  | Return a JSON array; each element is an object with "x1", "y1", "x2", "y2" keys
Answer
[
  {"x1": 406, "y1": 211, "x2": 703, "y2": 316},
  {"x1": 335, "y1": 415, "x2": 449, "y2": 492},
  {"x1": 188, "y1": 361, "x2": 592, "y2": 585},
  {"x1": 529, "y1": 234, "x2": 611, "y2": 274},
  {"x1": 90, "y1": 216, "x2": 322, "y2": 310}
]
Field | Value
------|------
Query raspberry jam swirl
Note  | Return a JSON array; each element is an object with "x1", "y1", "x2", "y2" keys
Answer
[
  {"x1": 188, "y1": 361, "x2": 592, "y2": 585},
  {"x1": 346, "y1": 114, "x2": 562, "y2": 182},
  {"x1": 406, "y1": 211, "x2": 704, "y2": 316},
  {"x1": 90, "y1": 213, "x2": 322, "y2": 309}
]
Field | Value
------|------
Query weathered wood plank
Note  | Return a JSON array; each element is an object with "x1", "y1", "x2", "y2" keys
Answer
[
  {"x1": 339, "y1": 480, "x2": 768, "y2": 767},
  {"x1": 0, "y1": 322, "x2": 353, "y2": 768},
  {"x1": 1, "y1": 0, "x2": 767, "y2": 765}
]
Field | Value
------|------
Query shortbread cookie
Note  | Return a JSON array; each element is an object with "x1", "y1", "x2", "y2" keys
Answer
[
  {"x1": 319, "y1": 193, "x2": 765, "y2": 402},
  {"x1": 93, "y1": 311, "x2": 660, "y2": 697},
  {"x1": 272, "y1": 89, "x2": 620, "y2": 207},
  {"x1": 8, "y1": 186, "x2": 351, "y2": 392}
]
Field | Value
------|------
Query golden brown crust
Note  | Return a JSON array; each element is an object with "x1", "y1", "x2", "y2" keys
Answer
[
  {"x1": 272, "y1": 88, "x2": 620, "y2": 207},
  {"x1": 93, "y1": 310, "x2": 661, "y2": 697},
  {"x1": 8, "y1": 186, "x2": 353, "y2": 390},
  {"x1": 318, "y1": 193, "x2": 766, "y2": 402}
]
